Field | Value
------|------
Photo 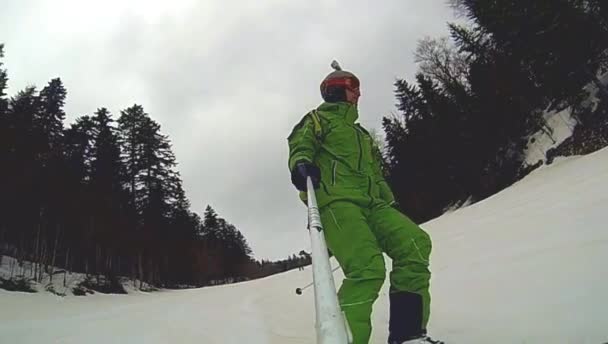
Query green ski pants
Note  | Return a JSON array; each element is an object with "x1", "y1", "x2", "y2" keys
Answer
[{"x1": 319, "y1": 200, "x2": 432, "y2": 344}]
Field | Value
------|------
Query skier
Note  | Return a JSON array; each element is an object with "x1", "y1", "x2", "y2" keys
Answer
[{"x1": 287, "y1": 61, "x2": 443, "y2": 344}]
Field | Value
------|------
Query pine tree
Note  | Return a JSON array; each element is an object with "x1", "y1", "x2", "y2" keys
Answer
[
  {"x1": 118, "y1": 105, "x2": 180, "y2": 230},
  {"x1": 0, "y1": 44, "x2": 10, "y2": 243},
  {"x1": 37, "y1": 79, "x2": 68, "y2": 281},
  {"x1": 451, "y1": 0, "x2": 608, "y2": 107},
  {"x1": 0, "y1": 44, "x2": 7, "y2": 114},
  {"x1": 4, "y1": 87, "x2": 42, "y2": 257},
  {"x1": 63, "y1": 116, "x2": 95, "y2": 274},
  {"x1": 64, "y1": 116, "x2": 95, "y2": 185},
  {"x1": 89, "y1": 108, "x2": 127, "y2": 278},
  {"x1": 91, "y1": 108, "x2": 123, "y2": 194},
  {"x1": 202, "y1": 205, "x2": 220, "y2": 238},
  {"x1": 38, "y1": 78, "x2": 66, "y2": 150},
  {"x1": 169, "y1": 182, "x2": 198, "y2": 239},
  {"x1": 118, "y1": 105, "x2": 148, "y2": 223}
]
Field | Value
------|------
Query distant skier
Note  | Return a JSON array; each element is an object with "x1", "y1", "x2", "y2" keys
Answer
[{"x1": 287, "y1": 61, "x2": 443, "y2": 344}]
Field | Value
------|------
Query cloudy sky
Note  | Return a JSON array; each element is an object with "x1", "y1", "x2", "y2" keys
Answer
[{"x1": 1, "y1": 0, "x2": 456, "y2": 260}]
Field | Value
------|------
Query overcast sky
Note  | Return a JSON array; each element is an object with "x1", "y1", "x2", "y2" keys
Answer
[{"x1": 1, "y1": 0, "x2": 456, "y2": 260}]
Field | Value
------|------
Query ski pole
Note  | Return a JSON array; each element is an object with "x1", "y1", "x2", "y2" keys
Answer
[
  {"x1": 295, "y1": 265, "x2": 341, "y2": 295},
  {"x1": 306, "y1": 177, "x2": 352, "y2": 344}
]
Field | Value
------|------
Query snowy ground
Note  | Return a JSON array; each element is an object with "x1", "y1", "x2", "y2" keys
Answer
[
  {"x1": 2, "y1": 147, "x2": 608, "y2": 344},
  {"x1": 0, "y1": 256, "x2": 101, "y2": 296}
]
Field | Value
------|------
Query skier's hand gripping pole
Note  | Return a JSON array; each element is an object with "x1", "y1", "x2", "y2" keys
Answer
[{"x1": 306, "y1": 177, "x2": 352, "y2": 344}]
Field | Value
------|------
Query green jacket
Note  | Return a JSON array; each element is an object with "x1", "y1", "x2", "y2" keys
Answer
[{"x1": 287, "y1": 101, "x2": 396, "y2": 209}]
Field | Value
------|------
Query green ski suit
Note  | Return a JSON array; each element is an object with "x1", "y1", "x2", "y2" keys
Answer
[{"x1": 287, "y1": 102, "x2": 432, "y2": 344}]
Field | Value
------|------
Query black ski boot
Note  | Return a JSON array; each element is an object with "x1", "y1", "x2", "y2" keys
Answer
[
  {"x1": 389, "y1": 335, "x2": 445, "y2": 344},
  {"x1": 387, "y1": 290, "x2": 444, "y2": 344}
]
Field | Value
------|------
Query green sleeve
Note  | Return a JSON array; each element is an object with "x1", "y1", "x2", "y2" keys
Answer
[
  {"x1": 287, "y1": 114, "x2": 319, "y2": 172},
  {"x1": 372, "y1": 145, "x2": 396, "y2": 206}
]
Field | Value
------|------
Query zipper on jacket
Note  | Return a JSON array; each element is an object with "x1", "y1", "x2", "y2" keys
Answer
[
  {"x1": 367, "y1": 176, "x2": 374, "y2": 207},
  {"x1": 355, "y1": 127, "x2": 363, "y2": 171},
  {"x1": 331, "y1": 160, "x2": 337, "y2": 186}
]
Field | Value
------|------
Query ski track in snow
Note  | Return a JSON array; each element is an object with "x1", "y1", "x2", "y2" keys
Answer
[{"x1": 1, "y1": 148, "x2": 608, "y2": 344}]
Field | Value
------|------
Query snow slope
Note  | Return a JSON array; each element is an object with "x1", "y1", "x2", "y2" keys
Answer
[{"x1": 1, "y1": 147, "x2": 608, "y2": 344}]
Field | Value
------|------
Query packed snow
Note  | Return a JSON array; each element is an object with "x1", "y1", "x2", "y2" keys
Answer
[{"x1": 1, "y1": 147, "x2": 608, "y2": 344}]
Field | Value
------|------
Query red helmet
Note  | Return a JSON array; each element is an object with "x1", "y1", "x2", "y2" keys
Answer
[{"x1": 320, "y1": 61, "x2": 360, "y2": 99}]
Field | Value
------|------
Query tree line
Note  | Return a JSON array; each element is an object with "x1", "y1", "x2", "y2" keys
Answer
[
  {"x1": 383, "y1": 0, "x2": 608, "y2": 222},
  {"x1": 0, "y1": 44, "x2": 309, "y2": 291},
  {"x1": 5, "y1": 0, "x2": 605, "y2": 289}
]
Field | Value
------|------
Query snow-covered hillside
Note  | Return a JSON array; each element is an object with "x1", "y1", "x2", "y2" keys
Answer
[{"x1": 1, "y1": 147, "x2": 608, "y2": 344}]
